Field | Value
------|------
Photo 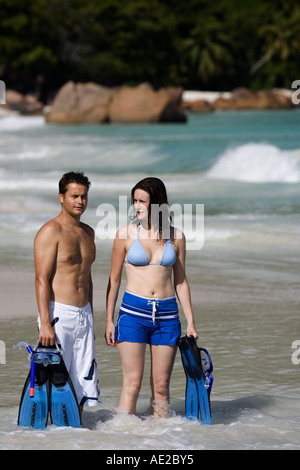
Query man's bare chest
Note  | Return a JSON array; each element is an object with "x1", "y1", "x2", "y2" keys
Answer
[{"x1": 57, "y1": 229, "x2": 95, "y2": 266}]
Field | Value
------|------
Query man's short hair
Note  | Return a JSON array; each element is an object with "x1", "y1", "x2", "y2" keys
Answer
[{"x1": 59, "y1": 171, "x2": 91, "y2": 195}]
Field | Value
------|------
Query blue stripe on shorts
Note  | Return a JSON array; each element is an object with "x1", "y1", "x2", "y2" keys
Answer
[{"x1": 115, "y1": 291, "x2": 181, "y2": 345}]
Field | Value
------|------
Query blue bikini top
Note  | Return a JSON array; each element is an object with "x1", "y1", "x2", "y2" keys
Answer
[{"x1": 125, "y1": 226, "x2": 176, "y2": 266}]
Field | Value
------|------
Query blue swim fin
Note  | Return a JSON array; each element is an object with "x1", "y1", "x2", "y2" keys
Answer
[
  {"x1": 18, "y1": 362, "x2": 49, "y2": 429},
  {"x1": 179, "y1": 345, "x2": 199, "y2": 420},
  {"x1": 49, "y1": 358, "x2": 81, "y2": 428},
  {"x1": 178, "y1": 336, "x2": 213, "y2": 425}
]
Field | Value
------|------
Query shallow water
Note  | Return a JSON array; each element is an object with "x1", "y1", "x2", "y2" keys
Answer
[
  {"x1": 1, "y1": 246, "x2": 299, "y2": 450},
  {"x1": 0, "y1": 110, "x2": 300, "y2": 450}
]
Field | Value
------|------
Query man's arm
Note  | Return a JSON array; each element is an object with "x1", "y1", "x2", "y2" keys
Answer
[
  {"x1": 34, "y1": 222, "x2": 59, "y2": 346},
  {"x1": 89, "y1": 271, "x2": 93, "y2": 313},
  {"x1": 82, "y1": 223, "x2": 95, "y2": 313}
]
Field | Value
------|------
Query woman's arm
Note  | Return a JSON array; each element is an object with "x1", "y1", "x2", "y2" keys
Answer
[
  {"x1": 105, "y1": 229, "x2": 127, "y2": 346},
  {"x1": 173, "y1": 232, "x2": 199, "y2": 339}
]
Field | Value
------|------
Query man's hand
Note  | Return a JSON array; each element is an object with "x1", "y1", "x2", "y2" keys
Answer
[{"x1": 39, "y1": 323, "x2": 56, "y2": 347}]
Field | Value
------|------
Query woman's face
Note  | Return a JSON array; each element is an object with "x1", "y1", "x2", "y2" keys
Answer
[{"x1": 133, "y1": 189, "x2": 150, "y2": 222}]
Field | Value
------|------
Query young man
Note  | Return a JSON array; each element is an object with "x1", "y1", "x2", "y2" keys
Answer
[{"x1": 34, "y1": 171, "x2": 100, "y2": 409}]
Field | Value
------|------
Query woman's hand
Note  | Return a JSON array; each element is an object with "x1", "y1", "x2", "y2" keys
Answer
[
  {"x1": 186, "y1": 323, "x2": 199, "y2": 341},
  {"x1": 105, "y1": 321, "x2": 116, "y2": 347}
]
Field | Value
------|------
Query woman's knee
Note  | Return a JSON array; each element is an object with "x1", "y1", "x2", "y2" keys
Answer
[
  {"x1": 152, "y1": 377, "x2": 170, "y2": 398},
  {"x1": 124, "y1": 377, "x2": 142, "y2": 398}
]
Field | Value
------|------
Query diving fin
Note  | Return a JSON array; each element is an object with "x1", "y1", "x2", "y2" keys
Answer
[
  {"x1": 49, "y1": 358, "x2": 81, "y2": 428},
  {"x1": 18, "y1": 362, "x2": 49, "y2": 430},
  {"x1": 179, "y1": 343, "x2": 199, "y2": 420},
  {"x1": 16, "y1": 341, "x2": 81, "y2": 429},
  {"x1": 178, "y1": 336, "x2": 213, "y2": 425}
]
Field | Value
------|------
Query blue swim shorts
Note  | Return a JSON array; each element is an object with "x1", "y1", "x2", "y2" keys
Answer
[{"x1": 115, "y1": 291, "x2": 181, "y2": 346}]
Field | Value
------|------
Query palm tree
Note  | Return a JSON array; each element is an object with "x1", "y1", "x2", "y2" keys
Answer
[
  {"x1": 250, "y1": 4, "x2": 300, "y2": 75},
  {"x1": 183, "y1": 16, "x2": 233, "y2": 84}
]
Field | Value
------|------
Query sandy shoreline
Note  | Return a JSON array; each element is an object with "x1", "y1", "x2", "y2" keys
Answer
[
  {"x1": 0, "y1": 267, "x2": 110, "y2": 320},
  {"x1": 2, "y1": 250, "x2": 297, "y2": 322},
  {"x1": 0, "y1": 268, "x2": 36, "y2": 320},
  {"x1": 0, "y1": 264, "x2": 224, "y2": 321},
  {"x1": 181, "y1": 88, "x2": 292, "y2": 103},
  {"x1": 0, "y1": 264, "x2": 220, "y2": 322}
]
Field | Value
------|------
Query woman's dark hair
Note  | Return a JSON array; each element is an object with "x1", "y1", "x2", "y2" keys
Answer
[
  {"x1": 131, "y1": 177, "x2": 173, "y2": 241},
  {"x1": 59, "y1": 171, "x2": 91, "y2": 195}
]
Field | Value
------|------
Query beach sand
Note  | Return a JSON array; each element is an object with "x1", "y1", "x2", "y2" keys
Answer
[
  {"x1": 0, "y1": 249, "x2": 291, "y2": 321},
  {"x1": 0, "y1": 267, "x2": 110, "y2": 320},
  {"x1": 0, "y1": 260, "x2": 237, "y2": 322},
  {"x1": 0, "y1": 268, "x2": 36, "y2": 320}
]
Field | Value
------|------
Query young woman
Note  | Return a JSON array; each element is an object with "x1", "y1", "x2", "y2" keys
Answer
[{"x1": 105, "y1": 177, "x2": 198, "y2": 417}]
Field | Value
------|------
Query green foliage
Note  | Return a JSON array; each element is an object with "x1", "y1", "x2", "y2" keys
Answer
[{"x1": 0, "y1": 0, "x2": 299, "y2": 98}]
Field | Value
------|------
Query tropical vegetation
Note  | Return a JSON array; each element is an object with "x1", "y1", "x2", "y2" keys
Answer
[{"x1": 0, "y1": 0, "x2": 299, "y2": 101}]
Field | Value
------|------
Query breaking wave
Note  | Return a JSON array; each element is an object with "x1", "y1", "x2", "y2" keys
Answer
[{"x1": 206, "y1": 143, "x2": 300, "y2": 183}]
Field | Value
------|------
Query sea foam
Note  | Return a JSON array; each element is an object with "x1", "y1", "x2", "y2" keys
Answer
[
  {"x1": 0, "y1": 114, "x2": 45, "y2": 132},
  {"x1": 206, "y1": 143, "x2": 300, "y2": 183}
]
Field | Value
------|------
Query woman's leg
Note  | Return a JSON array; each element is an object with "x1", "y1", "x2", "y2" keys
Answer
[
  {"x1": 117, "y1": 341, "x2": 147, "y2": 415},
  {"x1": 149, "y1": 344, "x2": 177, "y2": 417}
]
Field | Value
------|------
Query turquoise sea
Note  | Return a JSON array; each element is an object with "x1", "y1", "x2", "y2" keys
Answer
[{"x1": 0, "y1": 109, "x2": 300, "y2": 450}]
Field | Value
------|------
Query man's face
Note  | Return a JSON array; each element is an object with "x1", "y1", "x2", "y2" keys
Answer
[{"x1": 59, "y1": 183, "x2": 88, "y2": 218}]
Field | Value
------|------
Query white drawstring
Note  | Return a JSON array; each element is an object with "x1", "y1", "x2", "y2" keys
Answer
[
  {"x1": 148, "y1": 299, "x2": 159, "y2": 324},
  {"x1": 78, "y1": 307, "x2": 88, "y2": 326}
]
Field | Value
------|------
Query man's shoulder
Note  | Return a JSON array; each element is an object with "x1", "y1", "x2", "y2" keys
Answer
[
  {"x1": 80, "y1": 222, "x2": 95, "y2": 239},
  {"x1": 35, "y1": 218, "x2": 62, "y2": 240}
]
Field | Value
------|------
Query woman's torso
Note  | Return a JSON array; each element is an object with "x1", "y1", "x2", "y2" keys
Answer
[{"x1": 124, "y1": 225, "x2": 177, "y2": 299}]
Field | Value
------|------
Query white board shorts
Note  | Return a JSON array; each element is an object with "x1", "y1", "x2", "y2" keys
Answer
[{"x1": 38, "y1": 301, "x2": 100, "y2": 407}]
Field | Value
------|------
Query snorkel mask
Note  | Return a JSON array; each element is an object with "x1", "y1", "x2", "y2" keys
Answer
[
  {"x1": 31, "y1": 343, "x2": 61, "y2": 367},
  {"x1": 14, "y1": 340, "x2": 62, "y2": 367}
]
